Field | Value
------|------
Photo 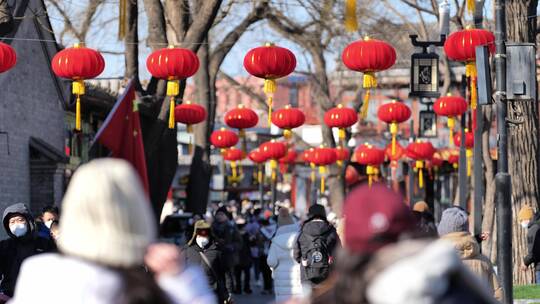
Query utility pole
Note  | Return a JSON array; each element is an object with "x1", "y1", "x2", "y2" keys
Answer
[
  {"x1": 458, "y1": 78, "x2": 468, "y2": 209},
  {"x1": 494, "y1": 0, "x2": 512, "y2": 301}
]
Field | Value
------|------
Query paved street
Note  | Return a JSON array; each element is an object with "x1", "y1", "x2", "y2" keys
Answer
[{"x1": 231, "y1": 279, "x2": 275, "y2": 304}]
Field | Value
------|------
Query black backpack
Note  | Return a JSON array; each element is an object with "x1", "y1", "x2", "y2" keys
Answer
[{"x1": 302, "y1": 232, "x2": 330, "y2": 283}]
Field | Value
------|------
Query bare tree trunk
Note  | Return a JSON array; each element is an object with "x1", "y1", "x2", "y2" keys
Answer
[
  {"x1": 506, "y1": 0, "x2": 539, "y2": 285},
  {"x1": 143, "y1": 0, "x2": 168, "y2": 50},
  {"x1": 481, "y1": 106, "x2": 496, "y2": 261},
  {"x1": 124, "y1": 0, "x2": 138, "y2": 82}
]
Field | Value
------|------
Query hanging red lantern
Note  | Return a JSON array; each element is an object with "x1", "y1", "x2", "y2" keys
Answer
[
  {"x1": 175, "y1": 101, "x2": 206, "y2": 154},
  {"x1": 225, "y1": 105, "x2": 258, "y2": 152},
  {"x1": 385, "y1": 142, "x2": 404, "y2": 181},
  {"x1": 223, "y1": 147, "x2": 245, "y2": 181},
  {"x1": 355, "y1": 143, "x2": 385, "y2": 187},
  {"x1": 249, "y1": 148, "x2": 268, "y2": 185},
  {"x1": 210, "y1": 128, "x2": 239, "y2": 152},
  {"x1": 279, "y1": 148, "x2": 297, "y2": 174},
  {"x1": 302, "y1": 148, "x2": 317, "y2": 183},
  {"x1": 406, "y1": 141, "x2": 436, "y2": 189},
  {"x1": 260, "y1": 140, "x2": 287, "y2": 183},
  {"x1": 146, "y1": 46, "x2": 199, "y2": 129},
  {"x1": 342, "y1": 37, "x2": 396, "y2": 119},
  {"x1": 454, "y1": 130, "x2": 475, "y2": 176},
  {"x1": 323, "y1": 104, "x2": 358, "y2": 147},
  {"x1": 448, "y1": 152, "x2": 460, "y2": 169},
  {"x1": 444, "y1": 28, "x2": 495, "y2": 109},
  {"x1": 52, "y1": 43, "x2": 105, "y2": 131},
  {"x1": 312, "y1": 147, "x2": 337, "y2": 193},
  {"x1": 434, "y1": 94, "x2": 468, "y2": 144},
  {"x1": 271, "y1": 105, "x2": 305, "y2": 140},
  {"x1": 345, "y1": 165, "x2": 359, "y2": 186},
  {"x1": 0, "y1": 42, "x2": 16, "y2": 73},
  {"x1": 334, "y1": 146, "x2": 350, "y2": 167},
  {"x1": 377, "y1": 100, "x2": 411, "y2": 156},
  {"x1": 244, "y1": 43, "x2": 296, "y2": 125},
  {"x1": 430, "y1": 151, "x2": 444, "y2": 168}
]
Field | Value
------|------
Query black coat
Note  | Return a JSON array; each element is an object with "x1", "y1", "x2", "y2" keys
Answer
[
  {"x1": 524, "y1": 213, "x2": 540, "y2": 271},
  {"x1": 183, "y1": 242, "x2": 227, "y2": 301},
  {"x1": 294, "y1": 219, "x2": 341, "y2": 281},
  {"x1": 212, "y1": 221, "x2": 242, "y2": 268},
  {"x1": 0, "y1": 203, "x2": 56, "y2": 296}
]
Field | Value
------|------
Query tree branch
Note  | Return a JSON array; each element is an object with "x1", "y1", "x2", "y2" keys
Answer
[
  {"x1": 400, "y1": 0, "x2": 437, "y2": 16},
  {"x1": 182, "y1": 0, "x2": 223, "y2": 53}
]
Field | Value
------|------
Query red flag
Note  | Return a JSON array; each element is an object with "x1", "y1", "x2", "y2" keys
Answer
[{"x1": 94, "y1": 80, "x2": 150, "y2": 193}]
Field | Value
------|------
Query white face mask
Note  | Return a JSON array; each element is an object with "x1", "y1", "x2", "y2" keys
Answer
[
  {"x1": 45, "y1": 220, "x2": 53, "y2": 229},
  {"x1": 196, "y1": 236, "x2": 210, "y2": 248},
  {"x1": 521, "y1": 221, "x2": 530, "y2": 229},
  {"x1": 10, "y1": 223, "x2": 27, "y2": 237}
]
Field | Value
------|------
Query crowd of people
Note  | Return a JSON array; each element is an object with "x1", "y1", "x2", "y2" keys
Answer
[{"x1": 0, "y1": 158, "x2": 540, "y2": 303}]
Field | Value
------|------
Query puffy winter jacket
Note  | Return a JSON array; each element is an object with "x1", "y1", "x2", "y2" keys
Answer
[
  {"x1": 524, "y1": 213, "x2": 540, "y2": 271},
  {"x1": 267, "y1": 223, "x2": 303, "y2": 302}
]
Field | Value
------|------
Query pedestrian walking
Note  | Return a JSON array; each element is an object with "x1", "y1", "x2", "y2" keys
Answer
[
  {"x1": 212, "y1": 206, "x2": 242, "y2": 297},
  {"x1": 259, "y1": 212, "x2": 276, "y2": 295},
  {"x1": 519, "y1": 205, "x2": 540, "y2": 283},
  {"x1": 36, "y1": 205, "x2": 59, "y2": 240},
  {"x1": 0, "y1": 203, "x2": 56, "y2": 298},
  {"x1": 184, "y1": 220, "x2": 230, "y2": 303},
  {"x1": 267, "y1": 208, "x2": 303, "y2": 302},
  {"x1": 233, "y1": 217, "x2": 253, "y2": 294},
  {"x1": 294, "y1": 204, "x2": 340, "y2": 288},
  {"x1": 438, "y1": 207, "x2": 503, "y2": 301},
  {"x1": 8, "y1": 159, "x2": 215, "y2": 304}
]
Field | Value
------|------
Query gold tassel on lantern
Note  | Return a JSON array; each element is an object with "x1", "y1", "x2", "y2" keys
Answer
[
  {"x1": 72, "y1": 79, "x2": 85, "y2": 132},
  {"x1": 416, "y1": 160, "x2": 424, "y2": 188},
  {"x1": 466, "y1": 0, "x2": 475, "y2": 15},
  {"x1": 166, "y1": 79, "x2": 180, "y2": 129},
  {"x1": 231, "y1": 161, "x2": 238, "y2": 179},
  {"x1": 360, "y1": 70, "x2": 377, "y2": 119},
  {"x1": 338, "y1": 128, "x2": 346, "y2": 148},
  {"x1": 283, "y1": 129, "x2": 292, "y2": 140},
  {"x1": 310, "y1": 162, "x2": 316, "y2": 183},
  {"x1": 345, "y1": 0, "x2": 358, "y2": 32},
  {"x1": 257, "y1": 164, "x2": 263, "y2": 184},
  {"x1": 466, "y1": 62, "x2": 478, "y2": 109},
  {"x1": 118, "y1": 0, "x2": 127, "y2": 40},
  {"x1": 390, "y1": 122, "x2": 398, "y2": 155},
  {"x1": 270, "y1": 159, "x2": 277, "y2": 182},
  {"x1": 366, "y1": 165, "x2": 375, "y2": 187},
  {"x1": 319, "y1": 166, "x2": 327, "y2": 193},
  {"x1": 466, "y1": 149, "x2": 473, "y2": 177},
  {"x1": 448, "y1": 117, "x2": 455, "y2": 146}
]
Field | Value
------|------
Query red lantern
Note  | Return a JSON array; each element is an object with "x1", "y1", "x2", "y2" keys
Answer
[
  {"x1": 302, "y1": 148, "x2": 317, "y2": 183},
  {"x1": 260, "y1": 140, "x2": 287, "y2": 182},
  {"x1": 406, "y1": 141, "x2": 436, "y2": 188},
  {"x1": 279, "y1": 148, "x2": 297, "y2": 164},
  {"x1": 434, "y1": 95, "x2": 468, "y2": 144},
  {"x1": 377, "y1": 101, "x2": 411, "y2": 156},
  {"x1": 52, "y1": 43, "x2": 105, "y2": 131},
  {"x1": 0, "y1": 42, "x2": 16, "y2": 73},
  {"x1": 210, "y1": 128, "x2": 238, "y2": 151},
  {"x1": 334, "y1": 146, "x2": 350, "y2": 167},
  {"x1": 249, "y1": 148, "x2": 268, "y2": 185},
  {"x1": 223, "y1": 147, "x2": 245, "y2": 180},
  {"x1": 342, "y1": 37, "x2": 396, "y2": 119},
  {"x1": 355, "y1": 144, "x2": 385, "y2": 187},
  {"x1": 323, "y1": 104, "x2": 358, "y2": 147},
  {"x1": 448, "y1": 152, "x2": 460, "y2": 169},
  {"x1": 430, "y1": 151, "x2": 444, "y2": 168},
  {"x1": 345, "y1": 165, "x2": 359, "y2": 186},
  {"x1": 444, "y1": 28, "x2": 495, "y2": 109},
  {"x1": 454, "y1": 130, "x2": 474, "y2": 176},
  {"x1": 312, "y1": 147, "x2": 337, "y2": 193},
  {"x1": 386, "y1": 142, "x2": 404, "y2": 180},
  {"x1": 146, "y1": 47, "x2": 199, "y2": 129},
  {"x1": 271, "y1": 105, "x2": 305, "y2": 139},
  {"x1": 225, "y1": 105, "x2": 259, "y2": 152},
  {"x1": 244, "y1": 43, "x2": 296, "y2": 125},
  {"x1": 174, "y1": 101, "x2": 206, "y2": 154}
]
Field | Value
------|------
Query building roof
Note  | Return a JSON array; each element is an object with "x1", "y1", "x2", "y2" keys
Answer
[{"x1": 29, "y1": 136, "x2": 68, "y2": 163}]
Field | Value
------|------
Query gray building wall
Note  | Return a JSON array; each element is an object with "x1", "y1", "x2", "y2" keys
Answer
[{"x1": 0, "y1": 0, "x2": 67, "y2": 228}]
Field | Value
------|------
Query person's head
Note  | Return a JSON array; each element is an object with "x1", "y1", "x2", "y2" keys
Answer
[
  {"x1": 188, "y1": 220, "x2": 212, "y2": 248},
  {"x1": 518, "y1": 205, "x2": 535, "y2": 229},
  {"x1": 343, "y1": 183, "x2": 415, "y2": 255},
  {"x1": 412, "y1": 211, "x2": 438, "y2": 238},
  {"x1": 412, "y1": 201, "x2": 430, "y2": 213},
  {"x1": 437, "y1": 207, "x2": 469, "y2": 236},
  {"x1": 307, "y1": 204, "x2": 327, "y2": 221},
  {"x1": 58, "y1": 159, "x2": 156, "y2": 268},
  {"x1": 49, "y1": 220, "x2": 60, "y2": 240},
  {"x1": 42, "y1": 205, "x2": 59, "y2": 229},
  {"x1": 214, "y1": 206, "x2": 229, "y2": 223},
  {"x1": 277, "y1": 208, "x2": 294, "y2": 227},
  {"x1": 235, "y1": 216, "x2": 247, "y2": 230},
  {"x1": 3, "y1": 203, "x2": 34, "y2": 239}
]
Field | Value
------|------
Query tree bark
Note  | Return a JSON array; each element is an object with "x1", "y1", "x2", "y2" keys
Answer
[
  {"x1": 124, "y1": 0, "x2": 139, "y2": 82},
  {"x1": 142, "y1": 0, "x2": 168, "y2": 50},
  {"x1": 506, "y1": 0, "x2": 539, "y2": 285}
]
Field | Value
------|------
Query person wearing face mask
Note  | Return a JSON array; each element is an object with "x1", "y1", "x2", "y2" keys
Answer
[
  {"x1": 519, "y1": 205, "x2": 540, "y2": 283},
  {"x1": 183, "y1": 220, "x2": 229, "y2": 303},
  {"x1": 36, "y1": 206, "x2": 59, "y2": 240},
  {"x1": 0, "y1": 203, "x2": 56, "y2": 298}
]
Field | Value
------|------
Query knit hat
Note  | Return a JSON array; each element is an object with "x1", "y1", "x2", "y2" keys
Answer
[
  {"x1": 307, "y1": 204, "x2": 327, "y2": 220},
  {"x1": 413, "y1": 201, "x2": 430, "y2": 213},
  {"x1": 188, "y1": 220, "x2": 211, "y2": 245},
  {"x1": 437, "y1": 207, "x2": 469, "y2": 236},
  {"x1": 215, "y1": 206, "x2": 231, "y2": 220},
  {"x1": 518, "y1": 205, "x2": 534, "y2": 221},
  {"x1": 58, "y1": 159, "x2": 156, "y2": 268},
  {"x1": 277, "y1": 208, "x2": 294, "y2": 227},
  {"x1": 344, "y1": 183, "x2": 414, "y2": 254}
]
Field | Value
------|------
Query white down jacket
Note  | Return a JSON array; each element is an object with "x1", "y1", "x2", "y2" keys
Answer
[{"x1": 267, "y1": 223, "x2": 303, "y2": 302}]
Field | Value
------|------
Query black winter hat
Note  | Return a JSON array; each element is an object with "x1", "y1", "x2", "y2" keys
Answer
[
  {"x1": 215, "y1": 206, "x2": 231, "y2": 219},
  {"x1": 308, "y1": 204, "x2": 326, "y2": 220}
]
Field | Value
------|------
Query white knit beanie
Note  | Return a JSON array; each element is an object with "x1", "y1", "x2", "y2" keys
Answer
[{"x1": 58, "y1": 158, "x2": 156, "y2": 268}]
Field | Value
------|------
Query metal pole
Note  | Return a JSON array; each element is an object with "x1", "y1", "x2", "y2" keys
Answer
[
  {"x1": 458, "y1": 79, "x2": 468, "y2": 209},
  {"x1": 494, "y1": 0, "x2": 512, "y2": 300},
  {"x1": 258, "y1": 164, "x2": 264, "y2": 207}
]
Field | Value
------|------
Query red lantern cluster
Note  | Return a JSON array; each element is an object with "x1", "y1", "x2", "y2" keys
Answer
[
  {"x1": 444, "y1": 28, "x2": 495, "y2": 109},
  {"x1": 0, "y1": 42, "x2": 16, "y2": 73},
  {"x1": 377, "y1": 101, "x2": 411, "y2": 156},
  {"x1": 210, "y1": 128, "x2": 238, "y2": 150},
  {"x1": 434, "y1": 95, "x2": 468, "y2": 144},
  {"x1": 244, "y1": 43, "x2": 296, "y2": 125},
  {"x1": 342, "y1": 37, "x2": 396, "y2": 118},
  {"x1": 355, "y1": 144, "x2": 385, "y2": 187},
  {"x1": 271, "y1": 105, "x2": 305, "y2": 139},
  {"x1": 407, "y1": 141, "x2": 436, "y2": 189},
  {"x1": 223, "y1": 147, "x2": 244, "y2": 182},
  {"x1": 248, "y1": 148, "x2": 268, "y2": 164},
  {"x1": 52, "y1": 43, "x2": 105, "y2": 131},
  {"x1": 146, "y1": 47, "x2": 199, "y2": 129},
  {"x1": 323, "y1": 104, "x2": 357, "y2": 146},
  {"x1": 334, "y1": 147, "x2": 350, "y2": 167}
]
